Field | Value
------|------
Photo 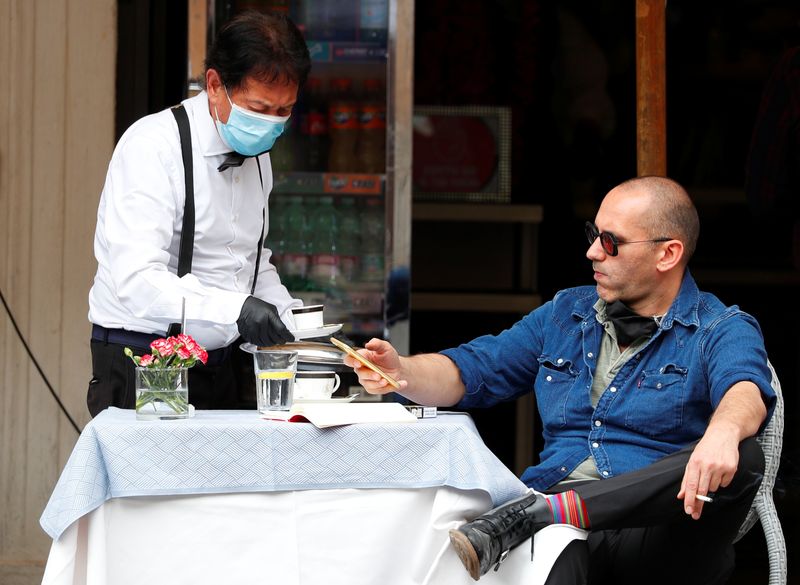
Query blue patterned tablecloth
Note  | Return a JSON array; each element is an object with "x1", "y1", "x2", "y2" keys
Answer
[{"x1": 40, "y1": 408, "x2": 527, "y2": 540}]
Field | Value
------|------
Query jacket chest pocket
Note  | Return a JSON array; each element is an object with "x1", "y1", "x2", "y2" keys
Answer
[
  {"x1": 535, "y1": 358, "x2": 579, "y2": 431},
  {"x1": 624, "y1": 364, "x2": 687, "y2": 438}
]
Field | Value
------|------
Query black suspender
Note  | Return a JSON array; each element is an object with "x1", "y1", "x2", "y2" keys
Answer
[
  {"x1": 167, "y1": 104, "x2": 265, "y2": 338},
  {"x1": 167, "y1": 106, "x2": 194, "y2": 337},
  {"x1": 171, "y1": 105, "x2": 195, "y2": 279},
  {"x1": 252, "y1": 159, "x2": 266, "y2": 295}
]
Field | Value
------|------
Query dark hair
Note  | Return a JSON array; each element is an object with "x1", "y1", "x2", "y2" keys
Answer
[
  {"x1": 205, "y1": 11, "x2": 311, "y2": 90},
  {"x1": 620, "y1": 176, "x2": 700, "y2": 263}
]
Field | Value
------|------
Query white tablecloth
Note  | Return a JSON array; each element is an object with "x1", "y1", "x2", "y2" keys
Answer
[
  {"x1": 41, "y1": 409, "x2": 587, "y2": 584},
  {"x1": 42, "y1": 488, "x2": 587, "y2": 585},
  {"x1": 41, "y1": 409, "x2": 529, "y2": 540}
]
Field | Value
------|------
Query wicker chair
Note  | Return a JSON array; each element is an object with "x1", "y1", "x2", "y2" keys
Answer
[{"x1": 733, "y1": 361, "x2": 787, "y2": 585}]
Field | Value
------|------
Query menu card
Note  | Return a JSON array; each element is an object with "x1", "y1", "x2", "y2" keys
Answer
[{"x1": 261, "y1": 402, "x2": 417, "y2": 428}]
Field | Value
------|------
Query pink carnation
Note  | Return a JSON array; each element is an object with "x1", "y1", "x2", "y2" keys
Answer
[
  {"x1": 150, "y1": 338, "x2": 175, "y2": 357},
  {"x1": 175, "y1": 345, "x2": 192, "y2": 360},
  {"x1": 126, "y1": 333, "x2": 206, "y2": 371},
  {"x1": 171, "y1": 334, "x2": 206, "y2": 364}
]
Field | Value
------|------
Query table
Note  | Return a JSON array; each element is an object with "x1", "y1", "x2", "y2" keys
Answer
[{"x1": 40, "y1": 408, "x2": 586, "y2": 585}]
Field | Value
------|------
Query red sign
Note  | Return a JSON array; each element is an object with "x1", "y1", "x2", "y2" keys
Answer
[{"x1": 413, "y1": 115, "x2": 498, "y2": 193}]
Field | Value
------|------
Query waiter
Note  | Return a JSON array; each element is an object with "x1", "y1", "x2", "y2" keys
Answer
[{"x1": 86, "y1": 11, "x2": 310, "y2": 416}]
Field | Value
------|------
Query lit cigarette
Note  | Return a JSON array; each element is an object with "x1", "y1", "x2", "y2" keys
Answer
[{"x1": 695, "y1": 494, "x2": 714, "y2": 503}]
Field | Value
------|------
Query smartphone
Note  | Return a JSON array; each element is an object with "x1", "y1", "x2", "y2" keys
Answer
[{"x1": 329, "y1": 337, "x2": 401, "y2": 389}]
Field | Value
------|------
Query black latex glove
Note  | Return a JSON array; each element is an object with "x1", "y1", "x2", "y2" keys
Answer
[{"x1": 236, "y1": 296, "x2": 294, "y2": 347}]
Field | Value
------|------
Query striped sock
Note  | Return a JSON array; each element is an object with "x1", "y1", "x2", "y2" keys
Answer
[{"x1": 545, "y1": 490, "x2": 590, "y2": 529}]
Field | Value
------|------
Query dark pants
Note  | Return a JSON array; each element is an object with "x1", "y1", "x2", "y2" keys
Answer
[
  {"x1": 87, "y1": 336, "x2": 254, "y2": 417},
  {"x1": 544, "y1": 437, "x2": 765, "y2": 585}
]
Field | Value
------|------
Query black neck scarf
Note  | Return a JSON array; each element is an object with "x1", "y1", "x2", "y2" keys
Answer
[
  {"x1": 217, "y1": 152, "x2": 250, "y2": 172},
  {"x1": 605, "y1": 300, "x2": 659, "y2": 346},
  {"x1": 217, "y1": 148, "x2": 272, "y2": 172}
]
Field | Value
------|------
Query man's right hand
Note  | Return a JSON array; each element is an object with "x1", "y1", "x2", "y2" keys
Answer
[
  {"x1": 236, "y1": 296, "x2": 294, "y2": 347},
  {"x1": 344, "y1": 341, "x2": 466, "y2": 406},
  {"x1": 343, "y1": 338, "x2": 406, "y2": 395}
]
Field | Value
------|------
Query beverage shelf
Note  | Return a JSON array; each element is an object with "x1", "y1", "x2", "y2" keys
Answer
[
  {"x1": 307, "y1": 41, "x2": 388, "y2": 63},
  {"x1": 412, "y1": 203, "x2": 543, "y2": 223},
  {"x1": 411, "y1": 203, "x2": 544, "y2": 298},
  {"x1": 412, "y1": 292, "x2": 542, "y2": 314},
  {"x1": 693, "y1": 268, "x2": 800, "y2": 287},
  {"x1": 273, "y1": 172, "x2": 385, "y2": 196}
]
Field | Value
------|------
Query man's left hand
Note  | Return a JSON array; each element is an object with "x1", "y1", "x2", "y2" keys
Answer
[
  {"x1": 678, "y1": 381, "x2": 767, "y2": 519},
  {"x1": 677, "y1": 424, "x2": 740, "y2": 519}
]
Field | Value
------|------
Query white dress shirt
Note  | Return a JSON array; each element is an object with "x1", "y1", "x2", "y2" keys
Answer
[{"x1": 88, "y1": 91, "x2": 300, "y2": 350}]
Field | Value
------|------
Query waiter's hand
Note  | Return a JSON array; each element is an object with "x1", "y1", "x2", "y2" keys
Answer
[{"x1": 236, "y1": 296, "x2": 294, "y2": 347}]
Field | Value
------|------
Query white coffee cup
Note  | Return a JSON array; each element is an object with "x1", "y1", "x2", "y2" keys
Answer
[
  {"x1": 294, "y1": 370, "x2": 340, "y2": 400},
  {"x1": 291, "y1": 305, "x2": 324, "y2": 330}
]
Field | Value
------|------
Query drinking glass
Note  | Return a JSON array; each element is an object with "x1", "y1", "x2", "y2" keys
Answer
[{"x1": 252, "y1": 350, "x2": 298, "y2": 412}]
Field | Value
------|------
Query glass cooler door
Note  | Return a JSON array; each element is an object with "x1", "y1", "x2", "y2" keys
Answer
[{"x1": 188, "y1": 0, "x2": 413, "y2": 352}]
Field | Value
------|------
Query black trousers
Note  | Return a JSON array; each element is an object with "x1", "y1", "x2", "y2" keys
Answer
[
  {"x1": 543, "y1": 437, "x2": 765, "y2": 585},
  {"x1": 87, "y1": 337, "x2": 255, "y2": 417}
]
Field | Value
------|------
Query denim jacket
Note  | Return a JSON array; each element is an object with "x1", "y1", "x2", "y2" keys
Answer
[{"x1": 442, "y1": 271, "x2": 776, "y2": 491}]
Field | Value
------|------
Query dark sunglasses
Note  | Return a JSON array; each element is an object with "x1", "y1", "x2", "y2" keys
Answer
[{"x1": 585, "y1": 222, "x2": 672, "y2": 257}]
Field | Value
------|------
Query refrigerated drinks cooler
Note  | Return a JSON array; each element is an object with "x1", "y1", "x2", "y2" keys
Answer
[{"x1": 187, "y1": 0, "x2": 413, "y2": 352}]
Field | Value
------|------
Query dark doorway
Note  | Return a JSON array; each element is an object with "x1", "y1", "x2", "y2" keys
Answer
[{"x1": 116, "y1": 0, "x2": 188, "y2": 139}]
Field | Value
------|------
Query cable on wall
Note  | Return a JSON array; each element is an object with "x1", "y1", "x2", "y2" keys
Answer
[{"x1": 0, "y1": 287, "x2": 82, "y2": 434}]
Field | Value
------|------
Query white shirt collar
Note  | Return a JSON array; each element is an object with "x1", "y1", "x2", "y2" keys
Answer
[{"x1": 185, "y1": 90, "x2": 231, "y2": 157}]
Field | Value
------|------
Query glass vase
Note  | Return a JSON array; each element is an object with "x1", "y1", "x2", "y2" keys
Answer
[{"x1": 135, "y1": 367, "x2": 190, "y2": 420}]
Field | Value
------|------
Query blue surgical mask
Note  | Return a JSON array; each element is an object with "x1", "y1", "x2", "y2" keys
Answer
[{"x1": 214, "y1": 88, "x2": 290, "y2": 156}]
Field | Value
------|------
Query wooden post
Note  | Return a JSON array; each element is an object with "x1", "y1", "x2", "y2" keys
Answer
[
  {"x1": 187, "y1": 0, "x2": 208, "y2": 95},
  {"x1": 636, "y1": 0, "x2": 667, "y2": 176}
]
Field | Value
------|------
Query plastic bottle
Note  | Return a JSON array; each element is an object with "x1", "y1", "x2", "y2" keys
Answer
[
  {"x1": 360, "y1": 198, "x2": 384, "y2": 283},
  {"x1": 327, "y1": 78, "x2": 359, "y2": 173},
  {"x1": 267, "y1": 196, "x2": 288, "y2": 270},
  {"x1": 359, "y1": 0, "x2": 389, "y2": 44},
  {"x1": 303, "y1": 0, "x2": 357, "y2": 41},
  {"x1": 337, "y1": 197, "x2": 361, "y2": 282},
  {"x1": 269, "y1": 117, "x2": 296, "y2": 173},
  {"x1": 281, "y1": 195, "x2": 310, "y2": 291},
  {"x1": 237, "y1": 0, "x2": 290, "y2": 15},
  {"x1": 298, "y1": 77, "x2": 329, "y2": 172},
  {"x1": 356, "y1": 78, "x2": 386, "y2": 174},
  {"x1": 308, "y1": 196, "x2": 341, "y2": 289}
]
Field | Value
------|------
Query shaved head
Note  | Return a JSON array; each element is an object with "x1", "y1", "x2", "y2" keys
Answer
[{"x1": 616, "y1": 176, "x2": 700, "y2": 263}]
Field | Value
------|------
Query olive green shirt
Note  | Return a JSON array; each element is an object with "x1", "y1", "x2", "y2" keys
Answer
[{"x1": 560, "y1": 299, "x2": 652, "y2": 483}]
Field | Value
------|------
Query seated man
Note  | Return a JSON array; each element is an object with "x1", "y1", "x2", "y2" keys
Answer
[{"x1": 344, "y1": 176, "x2": 776, "y2": 585}]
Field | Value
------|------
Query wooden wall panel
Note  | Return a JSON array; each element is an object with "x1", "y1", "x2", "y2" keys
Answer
[
  {"x1": 0, "y1": 0, "x2": 116, "y2": 575},
  {"x1": 25, "y1": 0, "x2": 68, "y2": 553},
  {"x1": 2, "y1": 0, "x2": 37, "y2": 562},
  {"x1": 0, "y1": 0, "x2": 11, "y2": 561},
  {"x1": 59, "y1": 0, "x2": 117, "y2": 463}
]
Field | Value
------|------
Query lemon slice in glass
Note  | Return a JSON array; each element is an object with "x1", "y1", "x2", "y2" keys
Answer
[{"x1": 256, "y1": 371, "x2": 294, "y2": 380}]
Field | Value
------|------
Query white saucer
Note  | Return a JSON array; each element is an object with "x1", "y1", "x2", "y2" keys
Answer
[
  {"x1": 239, "y1": 342, "x2": 258, "y2": 354},
  {"x1": 289, "y1": 323, "x2": 343, "y2": 341},
  {"x1": 294, "y1": 393, "x2": 359, "y2": 404}
]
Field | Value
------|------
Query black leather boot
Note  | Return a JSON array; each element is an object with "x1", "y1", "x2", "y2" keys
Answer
[{"x1": 449, "y1": 492, "x2": 551, "y2": 580}]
